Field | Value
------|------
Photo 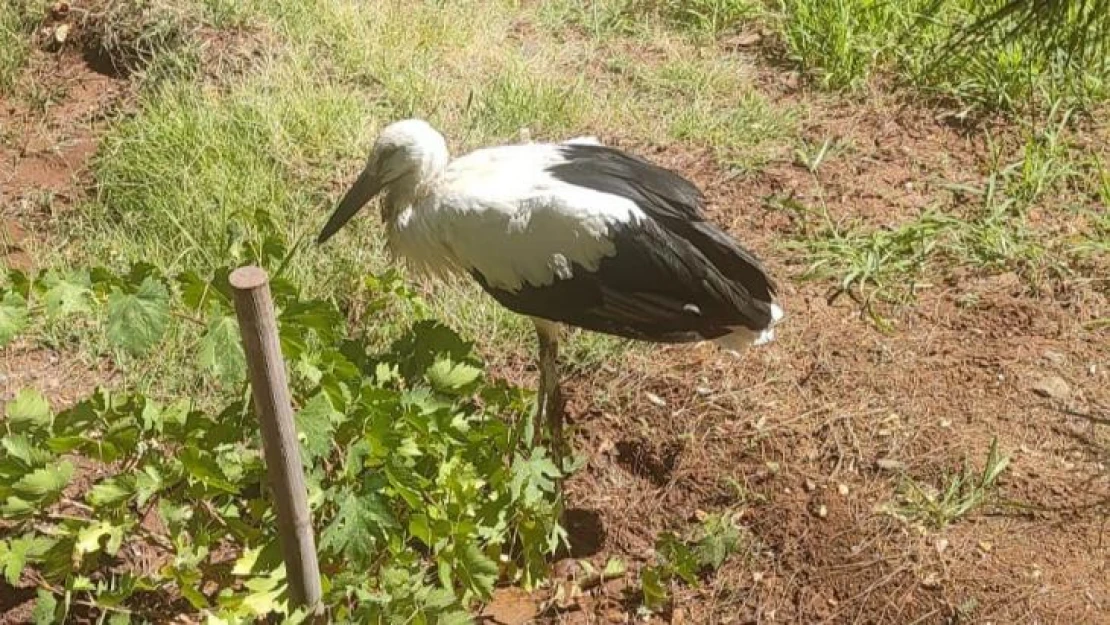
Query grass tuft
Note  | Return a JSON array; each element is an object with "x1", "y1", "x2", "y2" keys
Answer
[
  {"x1": 778, "y1": 198, "x2": 947, "y2": 306},
  {"x1": 75, "y1": 0, "x2": 203, "y2": 80},
  {"x1": 644, "y1": 0, "x2": 760, "y2": 38},
  {"x1": 889, "y1": 437, "x2": 1011, "y2": 529},
  {"x1": 466, "y1": 67, "x2": 588, "y2": 140},
  {"x1": 633, "y1": 54, "x2": 798, "y2": 169}
]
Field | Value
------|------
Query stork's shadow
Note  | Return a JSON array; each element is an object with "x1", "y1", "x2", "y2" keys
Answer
[{"x1": 556, "y1": 507, "x2": 606, "y2": 558}]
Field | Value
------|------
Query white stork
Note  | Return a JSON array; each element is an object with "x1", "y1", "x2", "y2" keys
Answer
[{"x1": 317, "y1": 119, "x2": 783, "y2": 468}]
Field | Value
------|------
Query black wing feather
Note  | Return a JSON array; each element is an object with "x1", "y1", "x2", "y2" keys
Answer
[
  {"x1": 472, "y1": 143, "x2": 778, "y2": 343},
  {"x1": 549, "y1": 144, "x2": 776, "y2": 300}
]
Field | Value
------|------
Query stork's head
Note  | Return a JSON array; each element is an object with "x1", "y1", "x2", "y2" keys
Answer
[{"x1": 317, "y1": 118, "x2": 449, "y2": 244}]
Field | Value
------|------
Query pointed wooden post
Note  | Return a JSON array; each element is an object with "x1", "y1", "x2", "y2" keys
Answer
[{"x1": 230, "y1": 265, "x2": 323, "y2": 616}]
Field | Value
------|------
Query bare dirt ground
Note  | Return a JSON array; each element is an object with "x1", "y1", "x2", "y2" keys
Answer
[{"x1": 2, "y1": 23, "x2": 1108, "y2": 625}]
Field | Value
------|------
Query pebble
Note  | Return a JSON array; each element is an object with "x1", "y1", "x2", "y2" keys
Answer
[
  {"x1": 837, "y1": 484, "x2": 849, "y2": 496},
  {"x1": 1031, "y1": 375, "x2": 1070, "y2": 400},
  {"x1": 876, "y1": 458, "x2": 906, "y2": 472},
  {"x1": 815, "y1": 504, "x2": 828, "y2": 518},
  {"x1": 733, "y1": 32, "x2": 762, "y2": 47},
  {"x1": 645, "y1": 392, "x2": 667, "y2": 407},
  {"x1": 1042, "y1": 350, "x2": 1066, "y2": 365}
]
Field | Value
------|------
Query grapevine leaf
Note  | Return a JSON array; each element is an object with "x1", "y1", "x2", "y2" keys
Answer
[
  {"x1": 384, "y1": 461, "x2": 424, "y2": 508},
  {"x1": 135, "y1": 464, "x2": 174, "y2": 507},
  {"x1": 456, "y1": 542, "x2": 498, "y2": 598},
  {"x1": 231, "y1": 546, "x2": 261, "y2": 576},
  {"x1": 510, "y1": 448, "x2": 560, "y2": 507},
  {"x1": 437, "y1": 611, "x2": 474, "y2": 625},
  {"x1": 320, "y1": 493, "x2": 397, "y2": 568},
  {"x1": 12, "y1": 461, "x2": 73, "y2": 502},
  {"x1": 0, "y1": 538, "x2": 34, "y2": 584},
  {"x1": 640, "y1": 565, "x2": 668, "y2": 611},
  {"x1": 87, "y1": 476, "x2": 136, "y2": 508},
  {"x1": 180, "y1": 447, "x2": 239, "y2": 493},
  {"x1": 198, "y1": 314, "x2": 245, "y2": 386},
  {"x1": 44, "y1": 436, "x2": 86, "y2": 455},
  {"x1": 0, "y1": 545, "x2": 19, "y2": 585},
  {"x1": 39, "y1": 536, "x2": 75, "y2": 581},
  {"x1": 424, "y1": 587, "x2": 456, "y2": 610},
  {"x1": 295, "y1": 393, "x2": 337, "y2": 464},
  {"x1": 76, "y1": 520, "x2": 120, "y2": 557},
  {"x1": 280, "y1": 299, "x2": 343, "y2": 344},
  {"x1": 88, "y1": 267, "x2": 124, "y2": 296},
  {"x1": 390, "y1": 321, "x2": 475, "y2": 381},
  {"x1": 1, "y1": 435, "x2": 54, "y2": 468},
  {"x1": 42, "y1": 271, "x2": 93, "y2": 317},
  {"x1": 106, "y1": 278, "x2": 170, "y2": 355},
  {"x1": 6, "y1": 388, "x2": 51, "y2": 430},
  {"x1": 695, "y1": 514, "x2": 742, "y2": 571},
  {"x1": 31, "y1": 589, "x2": 58, "y2": 625},
  {"x1": 0, "y1": 292, "x2": 29, "y2": 347},
  {"x1": 0, "y1": 496, "x2": 33, "y2": 517},
  {"x1": 656, "y1": 533, "x2": 698, "y2": 585},
  {"x1": 50, "y1": 394, "x2": 101, "y2": 438},
  {"x1": 426, "y1": 357, "x2": 482, "y2": 394},
  {"x1": 177, "y1": 269, "x2": 231, "y2": 312},
  {"x1": 126, "y1": 262, "x2": 160, "y2": 285},
  {"x1": 408, "y1": 513, "x2": 432, "y2": 547},
  {"x1": 240, "y1": 588, "x2": 283, "y2": 617}
]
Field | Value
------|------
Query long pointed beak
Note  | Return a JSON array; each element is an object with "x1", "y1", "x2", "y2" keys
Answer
[{"x1": 317, "y1": 167, "x2": 383, "y2": 244}]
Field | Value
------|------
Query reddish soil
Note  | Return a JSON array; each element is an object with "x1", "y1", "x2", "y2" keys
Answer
[
  {"x1": 2, "y1": 16, "x2": 1108, "y2": 625},
  {"x1": 1, "y1": 43, "x2": 125, "y2": 268}
]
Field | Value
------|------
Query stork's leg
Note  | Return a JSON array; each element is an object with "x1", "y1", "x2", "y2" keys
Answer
[{"x1": 532, "y1": 318, "x2": 565, "y2": 465}]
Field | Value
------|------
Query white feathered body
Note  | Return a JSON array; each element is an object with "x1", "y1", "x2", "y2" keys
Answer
[{"x1": 387, "y1": 143, "x2": 644, "y2": 291}]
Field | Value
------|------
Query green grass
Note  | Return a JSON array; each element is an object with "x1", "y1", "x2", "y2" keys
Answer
[
  {"x1": 779, "y1": 187, "x2": 1065, "y2": 318},
  {"x1": 466, "y1": 66, "x2": 589, "y2": 138},
  {"x1": 538, "y1": 0, "x2": 759, "y2": 40},
  {"x1": 0, "y1": 0, "x2": 47, "y2": 93},
  {"x1": 779, "y1": 200, "x2": 948, "y2": 306},
  {"x1": 889, "y1": 437, "x2": 1011, "y2": 529},
  {"x1": 774, "y1": 0, "x2": 1110, "y2": 114},
  {"x1": 630, "y1": 53, "x2": 798, "y2": 168},
  {"x1": 643, "y1": 0, "x2": 761, "y2": 38}
]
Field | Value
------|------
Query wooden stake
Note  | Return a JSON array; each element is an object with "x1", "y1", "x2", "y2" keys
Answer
[{"x1": 230, "y1": 266, "x2": 323, "y2": 614}]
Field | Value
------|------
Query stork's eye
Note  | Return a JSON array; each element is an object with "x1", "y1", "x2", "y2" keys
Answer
[{"x1": 376, "y1": 145, "x2": 401, "y2": 164}]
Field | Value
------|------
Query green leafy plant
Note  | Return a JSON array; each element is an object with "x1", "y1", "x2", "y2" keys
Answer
[
  {"x1": 639, "y1": 513, "x2": 748, "y2": 612},
  {"x1": 0, "y1": 263, "x2": 565, "y2": 623}
]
